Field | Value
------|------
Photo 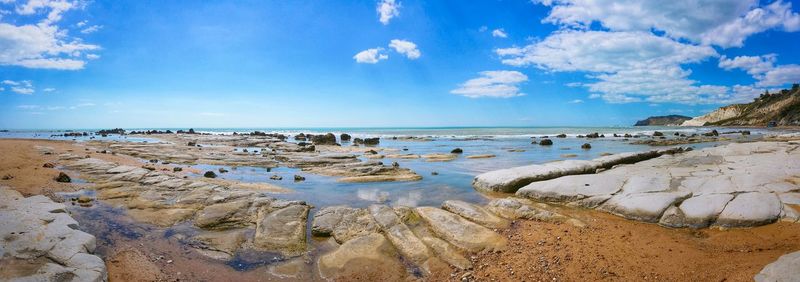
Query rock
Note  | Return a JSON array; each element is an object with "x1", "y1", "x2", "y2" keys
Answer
[
  {"x1": 423, "y1": 153, "x2": 458, "y2": 162},
  {"x1": 474, "y1": 150, "x2": 666, "y2": 193},
  {"x1": 466, "y1": 154, "x2": 496, "y2": 159},
  {"x1": 187, "y1": 141, "x2": 196, "y2": 146},
  {"x1": 317, "y1": 233, "x2": 403, "y2": 280},
  {"x1": 556, "y1": 134, "x2": 567, "y2": 138},
  {"x1": 441, "y1": 200, "x2": 509, "y2": 228},
  {"x1": 218, "y1": 167, "x2": 228, "y2": 173},
  {"x1": 0, "y1": 187, "x2": 107, "y2": 281},
  {"x1": 653, "y1": 131, "x2": 664, "y2": 137},
  {"x1": 742, "y1": 130, "x2": 751, "y2": 135},
  {"x1": 54, "y1": 172, "x2": 71, "y2": 183},
  {"x1": 294, "y1": 175, "x2": 305, "y2": 182},
  {"x1": 599, "y1": 191, "x2": 691, "y2": 222},
  {"x1": 194, "y1": 199, "x2": 253, "y2": 229},
  {"x1": 354, "y1": 137, "x2": 380, "y2": 146},
  {"x1": 486, "y1": 198, "x2": 568, "y2": 222},
  {"x1": 431, "y1": 171, "x2": 439, "y2": 176},
  {"x1": 415, "y1": 207, "x2": 506, "y2": 252},
  {"x1": 254, "y1": 204, "x2": 310, "y2": 255},
  {"x1": 340, "y1": 133, "x2": 351, "y2": 141},
  {"x1": 658, "y1": 194, "x2": 734, "y2": 228},
  {"x1": 539, "y1": 139, "x2": 553, "y2": 146},
  {"x1": 173, "y1": 167, "x2": 183, "y2": 172},
  {"x1": 516, "y1": 173, "x2": 624, "y2": 202},
  {"x1": 312, "y1": 206, "x2": 354, "y2": 236},
  {"x1": 203, "y1": 171, "x2": 217, "y2": 178},
  {"x1": 43, "y1": 162, "x2": 55, "y2": 168},
  {"x1": 451, "y1": 148, "x2": 463, "y2": 154},
  {"x1": 715, "y1": 192, "x2": 782, "y2": 227},
  {"x1": 312, "y1": 133, "x2": 338, "y2": 145},
  {"x1": 586, "y1": 132, "x2": 600, "y2": 138},
  {"x1": 270, "y1": 174, "x2": 283, "y2": 180},
  {"x1": 755, "y1": 250, "x2": 800, "y2": 282},
  {"x1": 368, "y1": 205, "x2": 432, "y2": 265},
  {"x1": 581, "y1": 143, "x2": 591, "y2": 149}
]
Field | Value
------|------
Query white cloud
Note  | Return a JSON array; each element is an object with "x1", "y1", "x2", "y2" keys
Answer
[
  {"x1": 568, "y1": 99, "x2": 583, "y2": 103},
  {"x1": 388, "y1": 39, "x2": 420, "y2": 59},
  {"x1": 80, "y1": 24, "x2": 101, "y2": 34},
  {"x1": 718, "y1": 54, "x2": 800, "y2": 87},
  {"x1": 495, "y1": 30, "x2": 717, "y2": 72},
  {"x1": 0, "y1": 0, "x2": 100, "y2": 70},
  {"x1": 535, "y1": 0, "x2": 800, "y2": 48},
  {"x1": 451, "y1": 70, "x2": 528, "y2": 98},
  {"x1": 75, "y1": 20, "x2": 87, "y2": 27},
  {"x1": 42, "y1": 87, "x2": 55, "y2": 92},
  {"x1": 353, "y1": 47, "x2": 388, "y2": 64},
  {"x1": 492, "y1": 28, "x2": 508, "y2": 38},
  {"x1": 493, "y1": 28, "x2": 785, "y2": 104},
  {"x1": 3, "y1": 80, "x2": 34, "y2": 94},
  {"x1": 377, "y1": 0, "x2": 400, "y2": 25},
  {"x1": 85, "y1": 54, "x2": 100, "y2": 59},
  {"x1": 17, "y1": 104, "x2": 40, "y2": 109}
]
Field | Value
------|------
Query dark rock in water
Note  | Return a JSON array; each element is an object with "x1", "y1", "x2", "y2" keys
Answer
[
  {"x1": 365, "y1": 149, "x2": 378, "y2": 155},
  {"x1": 43, "y1": 163, "x2": 55, "y2": 168},
  {"x1": 312, "y1": 133, "x2": 338, "y2": 145},
  {"x1": 624, "y1": 134, "x2": 632, "y2": 138},
  {"x1": 653, "y1": 131, "x2": 664, "y2": 137},
  {"x1": 702, "y1": 130, "x2": 719, "y2": 137},
  {"x1": 149, "y1": 159, "x2": 158, "y2": 163},
  {"x1": 634, "y1": 115, "x2": 692, "y2": 126},
  {"x1": 218, "y1": 168, "x2": 229, "y2": 173},
  {"x1": 203, "y1": 171, "x2": 217, "y2": 178},
  {"x1": 54, "y1": 172, "x2": 71, "y2": 183},
  {"x1": 391, "y1": 161, "x2": 400, "y2": 168},
  {"x1": 173, "y1": 167, "x2": 183, "y2": 172},
  {"x1": 363, "y1": 138, "x2": 380, "y2": 146},
  {"x1": 586, "y1": 132, "x2": 600, "y2": 138},
  {"x1": 243, "y1": 149, "x2": 249, "y2": 153},
  {"x1": 674, "y1": 132, "x2": 680, "y2": 136},
  {"x1": 431, "y1": 171, "x2": 439, "y2": 176},
  {"x1": 352, "y1": 138, "x2": 363, "y2": 144},
  {"x1": 539, "y1": 139, "x2": 553, "y2": 146},
  {"x1": 295, "y1": 133, "x2": 307, "y2": 141},
  {"x1": 340, "y1": 133, "x2": 351, "y2": 141},
  {"x1": 270, "y1": 175, "x2": 283, "y2": 180},
  {"x1": 581, "y1": 143, "x2": 592, "y2": 149},
  {"x1": 96, "y1": 128, "x2": 126, "y2": 135},
  {"x1": 451, "y1": 148, "x2": 463, "y2": 154},
  {"x1": 531, "y1": 140, "x2": 538, "y2": 144},
  {"x1": 742, "y1": 130, "x2": 751, "y2": 135},
  {"x1": 294, "y1": 175, "x2": 305, "y2": 182},
  {"x1": 556, "y1": 134, "x2": 567, "y2": 138}
]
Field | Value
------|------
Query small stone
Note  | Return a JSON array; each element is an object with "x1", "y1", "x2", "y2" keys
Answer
[
  {"x1": 581, "y1": 143, "x2": 592, "y2": 149},
  {"x1": 43, "y1": 163, "x2": 55, "y2": 168},
  {"x1": 539, "y1": 139, "x2": 553, "y2": 146},
  {"x1": 270, "y1": 174, "x2": 283, "y2": 180},
  {"x1": 451, "y1": 148, "x2": 463, "y2": 154},
  {"x1": 173, "y1": 167, "x2": 183, "y2": 172},
  {"x1": 54, "y1": 172, "x2": 71, "y2": 183},
  {"x1": 218, "y1": 168, "x2": 229, "y2": 173},
  {"x1": 294, "y1": 175, "x2": 305, "y2": 182},
  {"x1": 203, "y1": 171, "x2": 217, "y2": 178}
]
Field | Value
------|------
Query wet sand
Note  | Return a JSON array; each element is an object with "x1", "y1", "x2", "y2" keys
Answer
[{"x1": 3, "y1": 138, "x2": 800, "y2": 281}]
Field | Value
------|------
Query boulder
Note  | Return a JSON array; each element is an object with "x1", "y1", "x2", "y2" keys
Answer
[
  {"x1": 450, "y1": 148, "x2": 463, "y2": 154},
  {"x1": 539, "y1": 139, "x2": 553, "y2": 146},
  {"x1": 340, "y1": 133, "x2": 352, "y2": 142},
  {"x1": 312, "y1": 133, "x2": 338, "y2": 145},
  {"x1": 203, "y1": 171, "x2": 217, "y2": 178},
  {"x1": 581, "y1": 143, "x2": 591, "y2": 149},
  {"x1": 599, "y1": 191, "x2": 692, "y2": 222},
  {"x1": 317, "y1": 233, "x2": 403, "y2": 280}
]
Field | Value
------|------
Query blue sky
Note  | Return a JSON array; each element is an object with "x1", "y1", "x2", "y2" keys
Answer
[{"x1": 2, "y1": 0, "x2": 800, "y2": 129}]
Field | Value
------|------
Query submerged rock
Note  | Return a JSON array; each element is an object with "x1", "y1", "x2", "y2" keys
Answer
[{"x1": 54, "y1": 172, "x2": 71, "y2": 183}]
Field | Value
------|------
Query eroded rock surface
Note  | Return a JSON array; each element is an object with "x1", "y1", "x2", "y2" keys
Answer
[
  {"x1": 755, "y1": 250, "x2": 800, "y2": 282},
  {"x1": 0, "y1": 187, "x2": 107, "y2": 282},
  {"x1": 509, "y1": 141, "x2": 800, "y2": 228}
]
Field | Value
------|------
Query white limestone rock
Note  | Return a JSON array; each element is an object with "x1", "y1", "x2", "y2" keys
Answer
[{"x1": 715, "y1": 192, "x2": 782, "y2": 227}]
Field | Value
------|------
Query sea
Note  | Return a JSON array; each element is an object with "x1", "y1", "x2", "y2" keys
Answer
[{"x1": 0, "y1": 126, "x2": 788, "y2": 207}]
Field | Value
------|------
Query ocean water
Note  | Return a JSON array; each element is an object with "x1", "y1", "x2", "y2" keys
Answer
[{"x1": 0, "y1": 126, "x2": 780, "y2": 207}]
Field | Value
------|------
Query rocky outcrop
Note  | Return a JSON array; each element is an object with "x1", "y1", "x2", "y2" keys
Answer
[
  {"x1": 514, "y1": 141, "x2": 800, "y2": 228},
  {"x1": 0, "y1": 187, "x2": 107, "y2": 282},
  {"x1": 682, "y1": 85, "x2": 800, "y2": 126},
  {"x1": 473, "y1": 149, "x2": 676, "y2": 193},
  {"x1": 634, "y1": 115, "x2": 692, "y2": 126}
]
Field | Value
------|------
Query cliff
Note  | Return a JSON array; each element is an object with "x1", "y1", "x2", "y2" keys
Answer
[
  {"x1": 682, "y1": 85, "x2": 800, "y2": 126},
  {"x1": 634, "y1": 115, "x2": 692, "y2": 126}
]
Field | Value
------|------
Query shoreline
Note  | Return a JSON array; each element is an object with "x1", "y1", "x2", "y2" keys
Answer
[{"x1": 1, "y1": 134, "x2": 799, "y2": 281}]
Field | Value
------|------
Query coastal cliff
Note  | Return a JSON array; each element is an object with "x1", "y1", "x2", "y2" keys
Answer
[
  {"x1": 634, "y1": 115, "x2": 692, "y2": 126},
  {"x1": 682, "y1": 85, "x2": 800, "y2": 126}
]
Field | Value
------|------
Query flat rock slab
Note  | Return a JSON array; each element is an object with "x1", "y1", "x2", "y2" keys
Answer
[
  {"x1": 368, "y1": 205, "x2": 432, "y2": 265},
  {"x1": 0, "y1": 187, "x2": 107, "y2": 282},
  {"x1": 755, "y1": 250, "x2": 800, "y2": 282},
  {"x1": 473, "y1": 150, "x2": 667, "y2": 193},
  {"x1": 659, "y1": 194, "x2": 734, "y2": 228},
  {"x1": 516, "y1": 173, "x2": 625, "y2": 202},
  {"x1": 600, "y1": 191, "x2": 692, "y2": 222},
  {"x1": 441, "y1": 200, "x2": 509, "y2": 228},
  {"x1": 415, "y1": 207, "x2": 506, "y2": 252},
  {"x1": 715, "y1": 192, "x2": 782, "y2": 227},
  {"x1": 317, "y1": 233, "x2": 403, "y2": 280},
  {"x1": 254, "y1": 204, "x2": 310, "y2": 255}
]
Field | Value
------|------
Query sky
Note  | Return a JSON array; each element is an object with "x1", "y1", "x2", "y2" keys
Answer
[{"x1": 2, "y1": 0, "x2": 800, "y2": 129}]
